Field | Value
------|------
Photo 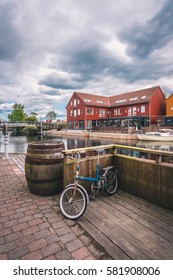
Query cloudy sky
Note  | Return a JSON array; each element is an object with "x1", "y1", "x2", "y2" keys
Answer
[{"x1": 0, "y1": 0, "x2": 173, "y2": 120}]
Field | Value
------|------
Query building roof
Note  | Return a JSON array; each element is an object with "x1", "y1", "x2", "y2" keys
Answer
[
  {"x1": 165, "y1": 93, "x2": 173, "y2": 103},
  {"x1": 109, "y1": 86, "x2": 160, "y2": 107},
  {"x1": 74, "y1": 92, "x2": 110, "y2": 107},
  {"x1": 67, "y1": 86, "x2": 162, "y2": 108}
]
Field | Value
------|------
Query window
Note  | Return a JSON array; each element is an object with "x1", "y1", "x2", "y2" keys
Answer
[
  {"x1": 99, "y1": 109, "x2": 106, "y2": 117},
  {"x1": 118, "y1": 108, "x2": 122, "y2": 115},
  {"x1": 141, "y1": 105, "x2": 145, "y2": 113},
  {"x1": 115, "y1": 99, "x2": 126, "y2": 104},
  {"x1": 86, "y1": 108, "x2": 93, "y2": 115},
  {"x1": 68, "y1": 121, "x2": 73, "y2": 129},
  {"x1": 128, "y1": 107, "x2": 131, "y2": 116},
  {"x1": 74, "y1": 109, "x2": 76, "y2": 117},
  {"x1": 96, "y1": 100, "x2": 103, "y2": 104},
  {"x1": 78, "y1": 109, "x2": 80, "y2": 115},
  {"x1": 170, "y1": 106, "x2": 173, "y2": 110},
  {"x1": 133, "y1": 107, "x2": 137, "y2": 116},
  {"x1": 78, "y1": 99, "x2": 80, "y2": 104},
  {"x1": 129, "y1": 97, "x2": 138, "y2": 101},
  {"x1": 74, "y1": 99, "x2": 76, "y2": 107},
  {"x1": 70, "y1": 110, "x2": 73, "y2": 116},
  {"x1": 78, "y1": 120, "x2": 84, "y2": 129},
  {"x1": 141, "y1": 95, "x2": 146, "y2": 99},
  {"x1": 114, "y1": 109, "x2": 117, "y2": 115},
  {"x1": 84, "y1": 99, "x2": 91, "y2": 103}
]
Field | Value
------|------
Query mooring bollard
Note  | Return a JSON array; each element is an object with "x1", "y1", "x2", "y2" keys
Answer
[{"x1": 2, "y1": 124, "x2": 10, "y2": 160}]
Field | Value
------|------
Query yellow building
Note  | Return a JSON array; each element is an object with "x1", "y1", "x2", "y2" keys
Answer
[{"x1": 165, "y1": 93, "x2": 173, "y2": 116}]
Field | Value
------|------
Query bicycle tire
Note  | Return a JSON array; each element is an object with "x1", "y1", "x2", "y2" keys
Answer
[
  {"x1": 60, "y1": 185, "x2": 87, "y2": 220},
  {"x1": 105, "y1": 170, "x2": 118, "y2": 195}
]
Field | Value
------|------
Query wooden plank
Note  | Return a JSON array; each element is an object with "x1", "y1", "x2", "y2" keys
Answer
[
  {"x1": 105, "y1": 194, "x2": 173, "y2": 242},
  {"x1": 86, "y1": 199, "x2": 164, "y2": 259},
  {"x1": 78, "y1": 216, "x2": 130, "y2": 260},
  {"x1": 95, "y1": 195, "x2": 173, "y2": 259},
  {"x1": 83, "y1": 197, "x2": 162, "y2": 259},
  {"x1": 10, "y1": 154, "x2": 25, "y2": 173},
  {"x1": 110, "y1": 193, "x2": 173, "y2": 231},
  {"x1": 89, "y1": 212, "x2": 160, "y2": 259},
  {"x1": 116, "y1": 191, "x2": 173, "y2": 225}
]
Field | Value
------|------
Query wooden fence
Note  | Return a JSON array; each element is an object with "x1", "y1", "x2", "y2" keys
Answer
[{"x1": 62, "y1": 144, "x2": 173, "y2": 211}]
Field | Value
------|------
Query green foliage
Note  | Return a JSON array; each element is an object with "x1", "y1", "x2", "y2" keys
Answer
[
  {"x1": 57, "y1": 122, "x2": 67, "y2": 130},
  {"x1": 25, "y1": 116, "x2": 37, "y2": 122},
  {"x1": 30, "y1": 112, "x2": 37, "y2": 116},
  {"x1": 8, "y1": 103, "x2": 27, "y2": 121},
  {"x1": 45, "y1": 110, "x2": 57, "y2": 121},
  {"x1": 22, "y1": 127, "x2": 38, "y2": 135}
]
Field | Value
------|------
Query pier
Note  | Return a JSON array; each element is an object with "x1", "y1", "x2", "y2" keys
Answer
[{"x1": 0, "y1": 146, "x2": 173, "y2": 260}]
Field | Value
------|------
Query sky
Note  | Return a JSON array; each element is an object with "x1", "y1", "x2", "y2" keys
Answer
[{"x1": 0, "y1": 0, "x2": 173, "y2": 120}]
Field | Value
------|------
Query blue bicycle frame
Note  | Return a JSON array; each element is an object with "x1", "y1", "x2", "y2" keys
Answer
[
  {"x1": 72, "y1": 151, "x2": 117, "y2": 192},
  {"x1": 76, "y1": 162, "x2": 100, "y2": 183}
]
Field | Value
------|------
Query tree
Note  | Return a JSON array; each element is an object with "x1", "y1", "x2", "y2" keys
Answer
[
  {"x1": 25, "y1": 112, "x2": 37, "y2": 122},
  {"x1": 30, "y1": 112, "x2": 37, "y2": 116},
  {"x1": 8, "y1": 103, "x2": 27, "y2": 121},
  {"x1": 25, "y1": 116, "x2": 37, "y2": 122},
  {"x1": 45, "y1": 111, "x2": 57, "y2": 121}
]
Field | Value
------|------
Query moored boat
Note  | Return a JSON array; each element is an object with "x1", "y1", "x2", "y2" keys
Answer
[{"x1": 137, "y1": 129, "x2": 173, "y2": 141}]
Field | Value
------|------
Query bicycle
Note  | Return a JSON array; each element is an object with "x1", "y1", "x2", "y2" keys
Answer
[{"x1": 60, "y1": 150, "x2": 118, "y2": 220}]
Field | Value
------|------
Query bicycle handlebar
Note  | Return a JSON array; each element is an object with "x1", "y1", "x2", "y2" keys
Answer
[
  {"x1": 68, "y1": 152, "x2": 81, "y2": 164},
  {"x1": 68, "y1": 149, "x2": 104, "y2": 165}
]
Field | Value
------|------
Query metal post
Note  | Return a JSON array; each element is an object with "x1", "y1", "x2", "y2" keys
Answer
[{"x1": 2, "y1": 124, "x2": 10, "y2": 160}]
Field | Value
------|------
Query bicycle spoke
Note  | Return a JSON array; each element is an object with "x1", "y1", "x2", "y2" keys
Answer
[
  {"x1": 60, "y1": 185, "x2": 87, "y2": 219},
  {"x1": 105, "y1": 171, "x2": 118, "y2": 195}
]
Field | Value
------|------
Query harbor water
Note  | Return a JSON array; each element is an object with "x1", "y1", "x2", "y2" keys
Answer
[{"x1": 0, "y1": 131, "x2": 173, "y2": 153}]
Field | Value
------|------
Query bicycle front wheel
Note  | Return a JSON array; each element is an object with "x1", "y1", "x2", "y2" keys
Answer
[
  {"x1": 105, "y1": 170, "x2": 118, "y2": 195},
  {"x1": 60, "y1": 185, "x2": 87, "y2": 220}
]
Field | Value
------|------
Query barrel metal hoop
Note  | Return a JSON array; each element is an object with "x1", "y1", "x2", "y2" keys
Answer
[
  {"x1": 27, "y1": 148, "x2": 64, "y2": 154},
  {"x1": 25, "y1": 157, "x2": 63, "y2": 165},
  {"x1": 26, "y1": 177, "x2": 61, "y2": 183}
]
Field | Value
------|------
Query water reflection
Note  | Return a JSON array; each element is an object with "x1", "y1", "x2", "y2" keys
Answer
[
  {"x1": 136, "y1": 140, "x2": 173, "y2": 152},
  {"x1": 0, "y1": 132, "x2": 42, "y2": 153},
  {"x1": 0, "y1": 131, "x2": 173, "y2": 153}
]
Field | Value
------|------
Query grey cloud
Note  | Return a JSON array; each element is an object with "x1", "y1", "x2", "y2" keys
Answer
[
  {"x1": 39, "y1": 89, "x2": 61, "y2": 96},
  {"x1": 59, "y1": 43, "x2": 118, "y2": 82},
  {"x1": 1, "y1": 0, "x2": 173, "y2": 120},
  {"x1": 39, "y1": 70, "x2": 84, "y2": 91},
  {"x1": 119, "y1": 0, "x2": 173, "y2": 59},
  {"x1": 0, "y1": 3, "x2": 22, "y2": 61}
]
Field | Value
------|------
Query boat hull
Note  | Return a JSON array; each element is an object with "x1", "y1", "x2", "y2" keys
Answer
[{"x1": 137, "y1": 134, "x2": 173, "y2": 141}]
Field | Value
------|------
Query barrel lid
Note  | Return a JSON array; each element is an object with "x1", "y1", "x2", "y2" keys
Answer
[{"x1": 28, "y1": 141, "x2": 64, "y2": 149}]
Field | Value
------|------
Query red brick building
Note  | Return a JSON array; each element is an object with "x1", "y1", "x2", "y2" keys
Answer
[{"x1": 66, "y1": 86, "x2": 166, "y2": 129}]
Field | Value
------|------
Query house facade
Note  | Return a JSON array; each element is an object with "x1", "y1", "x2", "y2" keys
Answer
[
  {"x1": 164, "y1": 93, "x2": 173, "y2": 125},
  {"x1": 165, "y1": 93, "x2": 173, "y2": 116},
  {"x1": 66, "y1": 86, "x2": 166, "y2": 129}
]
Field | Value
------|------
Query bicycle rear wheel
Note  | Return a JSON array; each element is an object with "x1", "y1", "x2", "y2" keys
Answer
[
  {"x1": 60, "y1": 185, "x2": 87, "y2": 219},
  {"x1": 105, "y1": 170, "x2": 118, "y2": 195}
]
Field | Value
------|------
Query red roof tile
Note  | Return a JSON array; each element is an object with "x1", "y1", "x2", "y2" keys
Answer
[
  {"x1": 74, "y1": 92, "x2": 110, "y2": 107},
  {"x1": 109, "y1": 86, "x2": 160, "y2": 107},
  {"x1": 73, "y1": 86, "x2": 160, "y2": 108}
]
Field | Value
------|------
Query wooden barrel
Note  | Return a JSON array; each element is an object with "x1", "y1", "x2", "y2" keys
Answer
[{"x1": 25, "y1": 141, "x2": 64, "y2": 196}]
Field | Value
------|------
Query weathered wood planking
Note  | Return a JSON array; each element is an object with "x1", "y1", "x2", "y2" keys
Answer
[
  {"x1": 78, "y1": 191, "x2": 173, "y2": 260},
  {"x1": 114, "y1": 155, "x2": 173, "y2": 211}
]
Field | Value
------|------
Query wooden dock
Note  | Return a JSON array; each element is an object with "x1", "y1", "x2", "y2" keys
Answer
[
  {"x1": 77, "y1": 190, "x2": 173, "y2": 260},
  {"x1": 5, "y1": 153, "x2": 173, "y2": 260}
]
